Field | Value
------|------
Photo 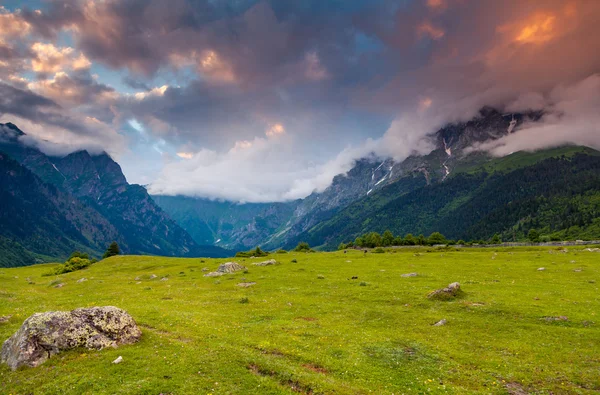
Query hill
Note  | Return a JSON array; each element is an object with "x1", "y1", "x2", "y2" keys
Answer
[{"x1": 1, "y1": 248, "x2": 599, "y2": 393}]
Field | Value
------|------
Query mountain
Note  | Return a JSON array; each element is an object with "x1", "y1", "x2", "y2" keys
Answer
[
  {"x1": 0, "y1": 123, "x2": 230, "y2": 266},
  {"x1": 154, "y1": 108, "x2": 599, "y2": 251},
  {"x1": 288, "y1": 147, "x2": 600, "y2": 249}
]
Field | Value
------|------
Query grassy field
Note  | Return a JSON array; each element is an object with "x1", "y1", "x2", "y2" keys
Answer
[{"x1": 1, "y1": 247, "x2": 599, "y2": 394}]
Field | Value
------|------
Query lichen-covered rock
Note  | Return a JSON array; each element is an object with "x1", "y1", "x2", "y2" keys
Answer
[
  {"x1": 252, "y1": 259, "x2": 278, "y2": 266},
  {"x1": 427, "y1": 282, "x2": 462, "y2": 300},
  {"x1": 217, "y1": 262, "x2": 246, "y2": 273},
  {"x1": 1, "y1": 306, "x2": 141, "y2": 370}
]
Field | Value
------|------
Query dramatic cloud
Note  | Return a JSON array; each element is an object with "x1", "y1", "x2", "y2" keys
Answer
[{"x1": 0, "y1": 0, "x2": 599, "y2": 201}]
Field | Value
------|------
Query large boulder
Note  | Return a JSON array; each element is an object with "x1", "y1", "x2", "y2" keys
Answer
[{"x1": 1, "y1": 306, "x2": 141, "y2": 370}]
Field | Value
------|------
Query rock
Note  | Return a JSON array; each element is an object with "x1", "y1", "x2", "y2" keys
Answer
[
  {"x1": 427, "y1": 282, "x2": 462, "y2": 300},
  {"x1": 401, "y1": 273, "x2": 418, "y2": 278},
  {"x1": 112, "y1": 356, "x2": 123, "y2": 364},
  {"x1": 0, "y1": 315, "x2": 12, "y2": 324},
  {"x1": 543, "y1": 316, "x2": 568, "y2": 322},
  {"x1": 574, "y1": 268, "x2": 582, "y2": 272},
  {"x1": 537, "y1": 267, "x2": 546, "y2": 271},
  {"x1": 134, "y1": 276, "x2": 141, "y2": 281},
  {"x1": 201, "y1": 267, "x2": 209, "y2": 272},
  {"x1": 237, "y1": 282, "x2": 257, "y2": 288},
  {"x1": 149, "y1": 274, "x2": 157, "y2": 279},
  {"x1": 54, "y1": 283, "x2": 65, "y2": 288},
  {"x1": 217, "y1": 262, "x2": 246, "y2": 273},
  {"x1": 160, "y1": 277, "x2": 168, "y2": 281},
  {"x1": 76, "y1": 278, "x2": 87, "y2": 283},
  {"x1": 1, "y1": 306, "x2": 141, "y2": 370},
  {"x1": 252, "y1": 259, "x2": 277, "y2": 266},
  {"x1": 203, "y1": 271, "x2": 224, "y2": 277},
  {"x1": 433, "y1": 319, "x2": 447, "y2": 326}
]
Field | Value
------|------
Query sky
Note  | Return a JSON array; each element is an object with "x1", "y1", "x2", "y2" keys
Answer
[{"x1": 1, "y1": 0, "x2": 600, "y2": 202}]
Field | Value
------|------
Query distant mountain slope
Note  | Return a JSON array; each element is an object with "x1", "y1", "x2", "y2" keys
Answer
[
  {"x1": 0, "y1": 152, "x2": 121, "y2": 266},
  {"x1": 0, "y1": 122, "x2": 230, "y2": 265},
  {"x1": 290, "y1": 147, "x2": 600, "y2": 249}
]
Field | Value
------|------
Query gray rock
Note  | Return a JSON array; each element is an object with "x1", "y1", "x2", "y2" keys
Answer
[
  {"x1": 252, "y1": 259, "x2": 277, "y2": 266},
  {"x1": 433, "y1": 319, "x2": 447, "y2": 326},
  {"x1": 237, "y1": 282, "x2": 257, "y2": 287},
  {"x1": 112, "y1": 355, "x2": 123, "y2": 364},
  {"x1": 401, "y1": 273, "x2": 418, "y2": 278},
  {"x1": 217, "y1": 262, "x2": 246, "y2": 273},
  {"x1": 149, "y1": 274, "x2": 157, "y2": 279},
  {"x1": 537, "y1": 267, "x2": 546, "y2": 271},
  {"x1": 0, "y1": 315, "x2": 12, "y2": 324},
  {"x1": 54, "y1": 283, "x2": 65, "y2": 288},
  {"x1": 203, "y1": 271, "x2": 224, "y2": 277},
  {"x1": 1, "y1": 306, "x2": 141, "y2": 370},
  {"x1": 160, "y1": 277, "x2": 168, "y2": 281},
  {"x1": 427, "y1": 282, "x2": 462, "y2": 300},
  {"x1": 76, "y1": 278, "x2": 87, "y2": 283}
]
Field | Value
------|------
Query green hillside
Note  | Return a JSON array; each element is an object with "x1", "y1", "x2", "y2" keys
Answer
[
  {"x1": 293, "y1": 149, "x2": 600, "y2": 250},
  {"x1": 1, "y1": 248, "x2": 599, "y2": 394}
]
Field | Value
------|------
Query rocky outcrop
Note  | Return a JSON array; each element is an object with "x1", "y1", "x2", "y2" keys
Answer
[
  {"x1": 203, "y1": 262, "x2": 246, "y2": 277},
  {"x1": 252, "y1": 259, "x2": 278, "y2": 266},
  {"x1": 1, "y1": 306, "x2": 141, "y2": 370},
  {"x1": 427, "y1": 282, "x2": 462, "y2": 300}
]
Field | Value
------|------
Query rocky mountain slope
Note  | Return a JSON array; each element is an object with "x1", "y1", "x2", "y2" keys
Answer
[
  {"x1": 155, "y1": 108, "x2": 546, "y2": 250},
  {"x1": 0, "y1": 123, "x2": 229, "y2": 266}
]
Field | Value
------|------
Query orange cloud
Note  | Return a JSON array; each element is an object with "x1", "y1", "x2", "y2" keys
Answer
[
  {"x1": 0, "y1": 8, "x2": 31, "y2": 38},
  {"x1": 199, "y1": 50, "x2": 236, "y2": 83},
  {"x1": 515, "y1": 13, "x2": 556, "y2": 44},
  {"x1": 418, "y1": 22, "x2": 445, "y2": 40},
  {"x1": 266, "y1": 123, "x2": 285, "y2": 138},
  {"x1": 176, "y1": 152, "x2": 194, "y2": 159},
  {"x1": 426, "y1": 0, "x2": 446, "y2": 10},
  {"x1": 31, "y1": 43, "x2": 92, "y2": 73}
]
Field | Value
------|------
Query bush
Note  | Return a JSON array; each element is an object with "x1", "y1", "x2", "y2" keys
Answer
[
  {"x1": 457, "y1": 240, "x2": 466, "y2": 245},
  {"x1": 373, "y1": 247, "x2": 385, "y2": 254},
  {"x1": 236, "y1": 246, "x2": 269, "y2": 258},
  {"x1": 239, "y1": 297, "x2": 249, "y2": 304},
  {"x1": 54, "y1": 256, "x2": 96, "y2": 275},
  {"x1": 276, "y1": 249, "x2": 288, "y2": 254},
  {"x1": 295, "y1": 242, "x2": 312, "y2": 252},
  {"x1": 338, "y1": 243, "x2": 347, "y2": 250},
  {"x1": 291, "y1": 259, "x2": 298, "y2": 263},
  {"x1": 317, "y1": 274, "x2": 325, "y2": 279},
  {"x1": 359, "y1": 281, "x2": 367, "y2": 286}
]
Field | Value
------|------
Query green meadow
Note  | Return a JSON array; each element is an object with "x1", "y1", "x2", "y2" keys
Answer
[{"x1": 1, "y1": 247, "x2": 599, "y2": 394}]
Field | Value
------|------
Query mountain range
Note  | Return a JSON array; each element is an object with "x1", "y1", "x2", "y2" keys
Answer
[
  {"x1": 154, "y1": 108, "x2": 600, "y2": 251},
  {"x1": 2, "y1": 107, "x2": 600, "y2": 267},
  {"x1": 0, "y1": 122, "x2": 228, "y2": 267}
]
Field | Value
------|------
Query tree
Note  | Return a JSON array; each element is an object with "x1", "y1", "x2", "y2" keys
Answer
[
  {"x1": 528, "y1": 229, "x2": 540, "y2": 243},
  {"x1": 354, "y1": 237, "x2": 364, "y2": 247},
  {"x1": 102, "y1": 242, "x2": 120, "y2": 259},
  {"x1": 404, "y1": 233, "x2": 416, "y2": 245},
  {"x1": 294, "y1": 242, "x2": 312, "y2": 252},
  {"x1": 427, "y1": 232, "x2": 447, "y2": 245},
  {"x1": 417, "y1": 234, "x2": 426, "y2": 245},
  {"x1": 382, "y1": 230, "x2": 394, "y2": 247},
  {"x1": 69, "y1": 251, "x2": 89, "y2": 260},
  {"x1": 364, "y1": 232, "x2": 382, "y2": 248},
  {"x1": 392, "y1": 236, "x2": 404, "y2": 246},
  {"x1": 457, "y1": 239, "x2": 466, "y2": 245},
  {"x1": 338, "y1": 243, "x2": 347, "y2": 250},
  {"x1": 490, "y1": 233, "x2": 502, "y2": 244}
]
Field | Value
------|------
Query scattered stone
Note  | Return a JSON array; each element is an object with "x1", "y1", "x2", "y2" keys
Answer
[
  {"x1": 149, "y1": 274, "x2": 157, "y2": 279},
  {"x1": 135, "y1": 281, "x2": 141, "y2": 285},
  {"x1": 543, "y1": 316, "x2": 568, "y2": 322},
  {"x1": 0, "y1": 315, "x2": 12, "y2": 324},
  {"x1": 253, "y1": 259, "x2": 278, "y2": 266},
  {"x1": 112, "y1": 356, "x2": 123, "y2": 364},
  {"x1": 427, "y1": 282, "x2": 462, "y2": 300},
  {"x1": 134, "y1": 276, "x2": 141, "y2": 281},
  {"x1": 217, "y1": 262, "x2": 246, "y2": 273},
  {"x1": 570, "y1": 260, "x2": 576, "y2": 264},
  {"x1": 237, "y1": 282, "x2": 257, "y2": 288},
  {"x1": 433, "y1": 319, "x2": 447, "y2": 326},
  {"x1": 0, "y1": 306, "x2": 141, "y2": 370},
  {"x1": 203, "y1": 272, "x2": 224, "y2": 277},
  {"x1": 585, "y1": 248, "x2": 600, "y2": 252},
  {"x1": 54, "y1": 283, "x2": 65, "y2": 288},
  {"x1": 201, "y1": 267, "x2": 209, "y2": 272},
  {"x1": 76, "y1": 278, "x2": 87, "y2": 283},
  {"x1": 401, "y1": 273, "x2": 418, "y2": 278},
  {"x1": 537, "y1": 267, "x2": 546, "y2": 271},
  {"x1": 573, "y1": 268, "x2": 582, "y2": 272},
  {"x1": 160, "y1": 277, "x2": 168, "y2": 281}
]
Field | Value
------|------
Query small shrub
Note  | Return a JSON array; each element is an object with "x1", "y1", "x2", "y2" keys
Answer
[
  {"x1": 239, "y1": 297, "x2": 249, "y2": 304},
  {"x1": 276, "y1": 249, "x2": 288, "y2": 254},
  {"x1": 317, "y1": 274, "x2": 325, "y2": 279},
  {"x1": 243, "y1": 269, "x2": 249, "y2": 274},
  {"x1": 294, "y1": 242, "x2": 313, "y2": 252},
  {"x1": 359, "y1": 281, "x2": 367, "y2": 286},
  {"x1": 373, "y1": 247, "x2": 385, "y2": 254},
  {"x1": 291, "y1": 259, "x2": 298, "y2": 263},
  {"x1": 54, "y1": 256, "x2": 95, "y2": 275}
]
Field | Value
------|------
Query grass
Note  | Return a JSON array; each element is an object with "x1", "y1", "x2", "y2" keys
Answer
[{"x1": 1, "y1": 247, "x2": 599, "y2": 394}]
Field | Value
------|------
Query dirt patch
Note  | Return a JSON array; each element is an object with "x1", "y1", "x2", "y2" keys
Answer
[
  {"x1": 295, "y1": 317, "x2": 317, "y2": 322},
  {"x1": 247, "y1": 364, "x2": 314, "y2": 394},
  {"x1": 505, "y1": 382, "x2": 528, "y2": 395},
  {"x1": 302, "y1": 363, "x2": 328, "y2": 374}
]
